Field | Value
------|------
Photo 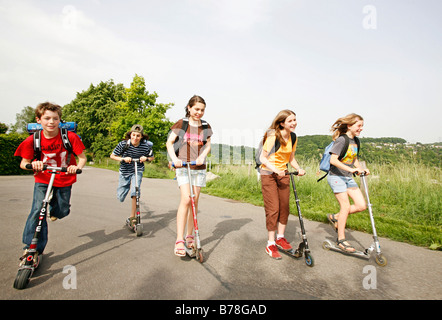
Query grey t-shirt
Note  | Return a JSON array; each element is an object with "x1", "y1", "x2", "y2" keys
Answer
[{"x1": 329, "y1": 136, "x2": 358, "y2": 177}]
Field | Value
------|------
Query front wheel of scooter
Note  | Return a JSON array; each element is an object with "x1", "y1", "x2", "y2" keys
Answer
[
  {"x1": 13, "y1": 268, "x2": 32, "y2": 290},
  {"x1": 136, "y1": 224, "x2": 143, "y2": 237},
  {"x1": 197, "y1": 249, "x2": 204, "y2": 263},
  {"x1": 375, "y1": 254, "x2": 387, "y2": 267},
  {"x1": 304, "y1": 253, "x2": 314, "y2": 267}
]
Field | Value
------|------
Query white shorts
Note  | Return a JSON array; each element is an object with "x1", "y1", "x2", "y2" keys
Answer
[{"x1": 175, "y1": 167, "x2": 207, "y2": 188}]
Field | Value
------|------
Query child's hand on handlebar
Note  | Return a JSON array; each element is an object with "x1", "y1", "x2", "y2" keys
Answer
[
  {"x1": 352, "y1": 167, "x2": 370, "y2": 175},
  {"x1": 173, "y1": 159, "x2": 183, "y2": 168},
  {"x1": 297, "y1": 168, "x2": 306, "y2": 176},
  {"x1": 195, "y1": 157, "x2": 205, "y2": 166},
  {"x1": 31, "y1": 161, "x2": 44, "y2": 172},
  {"x1": 67, "y1": 165, "x2": 81, "y2": 174},
  {"x1": 122, "y1": 157, "x2": 132, "y2": 163}
]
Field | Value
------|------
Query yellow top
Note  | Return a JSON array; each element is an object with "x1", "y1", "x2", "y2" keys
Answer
[{"x1": 260, "y1": 134, "x2": 297, "y2": 172}]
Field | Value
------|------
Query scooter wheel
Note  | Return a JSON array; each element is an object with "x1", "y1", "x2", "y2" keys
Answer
[
  {"x1": 322, "y1": 240, "x2": 332, "y2": 250},
  {"x1": 375, "y1": 254, "x2": 387, "y2": 267},
  {"x1": 136, "y1": 224, "x2": 143, "y2": 237},
  {"x1": 304, "y1": 253, "x2": 314, "y2": 267},
  {"x1": 197, "y1": 249, "x2": 204, "y2": 263},
  {"x1": 13, "y1": 268, "x2": 32, "y2": 290}
]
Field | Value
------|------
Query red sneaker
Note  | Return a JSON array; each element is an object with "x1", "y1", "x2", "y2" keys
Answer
[
  {"x1": 266, "y1": 244, "x2": 282, "y2": 260},
  {"x1": 276, "y1": 237, "x2": 292, "y2": 251}
]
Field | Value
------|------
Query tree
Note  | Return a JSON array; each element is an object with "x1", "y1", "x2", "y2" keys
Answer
[
  {"x1": 109, "y1": 74, "x2": 173, "y2": 154},
  {"x1": 0, "y1": 122, "x2": 8, "y2": 134},
  {"x1": 62, "y1": 79, "x2": 126, "y2": 157},
  {"x1": 62, "y1": 75, "x2": 174, "y2": 160},
  {"x1": 9, "y1": 106, "x2": 35, "y2": 133}
]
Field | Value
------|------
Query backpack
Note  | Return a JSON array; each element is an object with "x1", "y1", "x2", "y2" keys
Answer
[
  {"x1": 317, "y1": 135, "x2": 360, "y2": 182},
  {"x1": 172, "y1": 118, "x2": 209, "y2": 155},
  {"x1": 255, "y1": 131, "x2": 297, "y2": 172},
  {"x1": 27, "y1": 122, "x2": 77, "y2": 164}
]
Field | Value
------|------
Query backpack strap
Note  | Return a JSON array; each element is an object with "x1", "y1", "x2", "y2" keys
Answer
[
  {"x1": 355, "y1": 136, "x2": 360, "y2": 156},
  {"x1": 255, "y1": 132, "x2": 297, "y2": 170},
  {"x1": 338, "y1": 134, "x2": 350, "y2": 161},
  {"x1": 173, "y1": 118, "x2": 209, "y2": 155},
  {"x1": 33, "y1": 130, "x2": 42, "y2": 161},
  {"x1": 32, "y1": 128, "x2": 75, "y2": 163},
  {"x1": 61, "y1": 128, "x2": 75, "y2": 164},
  {"x1": 338, "y1": 134, "x2": 360, "y2": 161},
  {"x1": 121, "y1": 139, "x2": 131, "y2": 157}
]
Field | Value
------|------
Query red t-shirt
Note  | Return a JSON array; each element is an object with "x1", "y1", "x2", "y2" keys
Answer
[{"x1": 15, "y1": 131, "x2": 85, "y2": 187}]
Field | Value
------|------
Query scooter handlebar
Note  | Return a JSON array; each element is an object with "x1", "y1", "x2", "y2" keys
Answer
[
  {"x1": 171, "y1": 161, "x2": 197, "y2": 168},
  {"x1": 353, "y1": 170, "x2": 368, "y2": 177},
  {"x1": 285, "y1": 171, "x2": 299, "y2": 176},
  {"x1": 25, "y1": 163, "x2": 82, "y2": 174},
  {"x1": 120, "y1": 157, "x2": 152, "y2": 164}
]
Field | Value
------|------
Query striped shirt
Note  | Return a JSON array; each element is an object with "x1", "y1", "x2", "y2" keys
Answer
[{"x1": 112, "y1": 140, "x2": 154, "y2": 176}]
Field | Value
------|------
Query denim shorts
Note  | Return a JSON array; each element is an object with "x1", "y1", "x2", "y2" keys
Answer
[
  {"x1": 175, "y1": 167, "x2": 207, "y2": 187},
  {"x1": 117, "y1": 172, "x2": 143, "y2": 202},
  {"x1": 327, "y1": 175, "x2": 358, "y2": 193}
]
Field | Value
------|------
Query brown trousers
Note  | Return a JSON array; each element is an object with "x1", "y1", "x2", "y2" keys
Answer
[{"x1": 261, "y1": 173, "x2": 290, "y2": 231}]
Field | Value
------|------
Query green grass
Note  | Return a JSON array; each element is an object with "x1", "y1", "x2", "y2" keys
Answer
[
  {"x1": 204, "y1": 159, "x2": 441, "y2": 249},
  {"x1": 90, "y1": 157, "x2": 441, "y2": 249}
]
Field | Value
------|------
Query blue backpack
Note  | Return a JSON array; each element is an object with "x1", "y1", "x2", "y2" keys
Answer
[{"x1": 317, "y1": 135, "x2": 360, "y2": 182}]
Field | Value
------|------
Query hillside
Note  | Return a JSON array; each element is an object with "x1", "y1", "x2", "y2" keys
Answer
[{"x1": 209, "y1": 135, "x2": 441, "y2": 167}]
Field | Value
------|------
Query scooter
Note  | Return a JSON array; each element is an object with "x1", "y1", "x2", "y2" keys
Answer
[
  {"x1": 322, "y1": 172, "x2": 387, "y2": 267},
  {"x1": 281, "y1": 171, "x2": 314, "y2": 267},
  {"x1": 173, "y1": 161, "x2": 204, "y2": 263},
  {"x1": 124, "y1": 158, "x2": 143, "y2": 237},
  {"x1": 13, "y1": 164, "x2": 82, "y2": 290}
]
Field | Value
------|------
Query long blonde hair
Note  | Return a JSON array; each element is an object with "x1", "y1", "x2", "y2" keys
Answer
[
  {"x1": 331, "y1": 113, "x2": 364, "y2": 140},
  {"x1": 264, "y1": 109, "x2": 296, "y2": 146}
]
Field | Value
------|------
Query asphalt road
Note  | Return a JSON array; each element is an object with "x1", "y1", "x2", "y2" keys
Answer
[{"x1": 1, "y1": 167, "x2": 441, "y2": 302}]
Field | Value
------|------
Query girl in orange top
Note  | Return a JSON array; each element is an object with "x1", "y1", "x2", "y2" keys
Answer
[{"x1": 259, "y1": 110, "x2": 305, "y2": 259}]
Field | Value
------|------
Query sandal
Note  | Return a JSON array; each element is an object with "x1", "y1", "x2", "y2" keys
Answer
[
  {"x1": 174, "y1": 240, "x2": 186, "y2": 257},
  {"x1": 336, "y1": 239, "x2": 356, "y2": 253},
  {"x1": 185, "y1": 235, "x2": 194, "y2": 249},
  {"x1": 327, "y1": 214, "x2": 338, "y2": 232}
]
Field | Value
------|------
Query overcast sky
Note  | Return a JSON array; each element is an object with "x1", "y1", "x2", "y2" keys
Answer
[{"x1": 1, "y1": 0, "x2": 441, "y2": 145}]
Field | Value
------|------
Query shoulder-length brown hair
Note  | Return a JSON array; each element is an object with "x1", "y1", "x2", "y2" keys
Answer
[
  {"x1": 264, "y1": 109, "x2": 296, "y2": 146},
  {"x1": 330, "y1": 113, "x2": 364, "y2": 140}
]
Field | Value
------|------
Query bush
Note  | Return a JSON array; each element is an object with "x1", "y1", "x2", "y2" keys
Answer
[{"x1": 0, "y1": 133, "x2": 31, "y2": 175}]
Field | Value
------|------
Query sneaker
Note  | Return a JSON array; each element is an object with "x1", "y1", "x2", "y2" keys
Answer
[
  {"x1": 265, "y1": 244, "x2": 282, "y2": 260},
  {"x1": 19, "y1": 249, "x2": 41, "y2": 269},
  {"x1": 275, "y1": 237, "x2": 292, "y2": 251}
]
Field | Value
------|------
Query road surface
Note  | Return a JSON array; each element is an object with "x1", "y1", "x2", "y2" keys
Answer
[{"x1": 1, "y1": 167, "x2": 441, "y2": 303}]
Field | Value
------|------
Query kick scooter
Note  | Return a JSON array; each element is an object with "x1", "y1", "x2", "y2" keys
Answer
[
  {"x1": 280, "y1": 171, "x2": 314, "y2": 267},
  {"x1": 124, "y1": 158, "x2": 143, "y2": 237},
  {"x1": 322, "y1": 172, "x2": 387, "y2": 266},
  {"x1": 13, "y1": 164, "x2": 82, "y2": 290},
  {"x1": 172, "y1": 161, "x2": 204, "y2": 263}
]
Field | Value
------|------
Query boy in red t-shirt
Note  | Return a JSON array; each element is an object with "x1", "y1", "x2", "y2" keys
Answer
[{"x1": 14, "y1": 102, "x2": 86, "y2": 266}]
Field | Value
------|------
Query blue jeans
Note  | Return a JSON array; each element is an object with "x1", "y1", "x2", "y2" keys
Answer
[
  {"x1": 23, "y1": 183, "x2": 72, "y2": 253},
  {"x1": 117, "y1": 172, "x2": 143, "y2": 202}
]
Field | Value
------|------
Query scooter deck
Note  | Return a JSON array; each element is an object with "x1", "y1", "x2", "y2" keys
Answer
[
  {"x1": 278, "y1": 247, "x2": 302, "y2": 258},
  {"x1": 184, "y1": 245, "x2": 196, "y2": 258},
  {"x1": 323, "y1": 240, "x2": 370, "y2": 259}
]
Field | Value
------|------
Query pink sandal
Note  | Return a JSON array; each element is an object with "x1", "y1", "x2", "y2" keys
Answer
[
  {"x1": 185, "y1": 235, "x2": 194, "y2": 249},
  {"x1": 174, "y1": 240, "x2": 186, "y2": 257}
]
